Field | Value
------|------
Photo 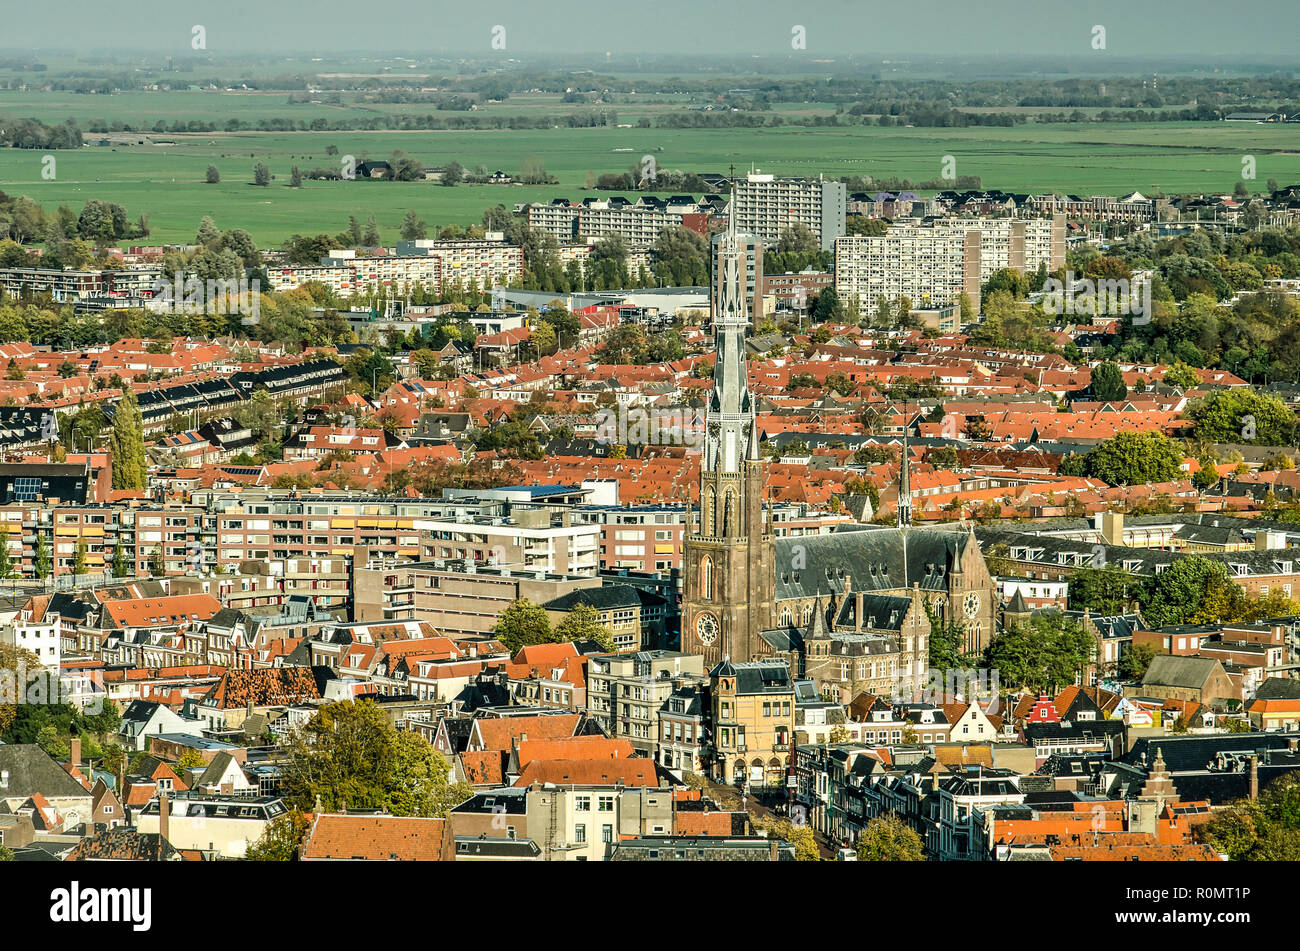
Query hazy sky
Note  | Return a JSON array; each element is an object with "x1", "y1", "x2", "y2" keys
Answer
[{"x1": 5, "y1": 0, "x2": 1299, "y2": 58}]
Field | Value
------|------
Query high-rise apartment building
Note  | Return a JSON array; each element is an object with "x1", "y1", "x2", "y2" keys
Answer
[
  {"x1": 730, "y1": 173, "x2": 846, "y2": 251},
  {"x1": 834, "y1": 215, "x2": 1064, "y2": 319}
]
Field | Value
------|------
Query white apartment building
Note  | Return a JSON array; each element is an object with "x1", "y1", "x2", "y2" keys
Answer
[
  {"x1": 267, "y1": 255, "x2": 442, "y2": 297},
  {"x1": 396, "y1": 240, "x2": 524, "y2": 291},
  {"x1": 927, "y1": 215, "x2": 1065, "y2": 284},
  {"x1": 731, "y1": 173, "x2": 847, "y2": 250},
  {"x1": 836, "y1": 225, "x2": 982, "y2": 318},
  {"x1": 834, "y1": 215, "x2": 1065, "y2": 319},
  {"x1": 526, "y1": 197, "x2": 709, "y2": 249},
  {"x1": 267, "y1": 242, "x2": 523, "y2": 298},
  {"x1": 1, "y1": 608, "x2": 60, "y2": 670}
]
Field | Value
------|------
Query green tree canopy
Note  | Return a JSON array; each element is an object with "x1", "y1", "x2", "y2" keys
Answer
[
  {"x1": 1188, "y1": 389, "x2": 1296, "y2": 447},
  {"x1": 245, "y1": 808, "x2": 312, "y2": 861},
  {"x1": 856, "y1": 813, "x2": 925, "y2": 861},
  {"x1": 553, "y1": 602, "x2": 615, "y2": 651},
  {"x1": 492, "y1": 598, "x2": 555, "y2": 653},
  {"x1": 1090, "y1": 361, "x2": 1128, "y2": 402},
  {"x1": 1069, "y1": 431, "x2": 1186, "y2": 486},
  {"x1": 109, "y1": 388, "x2": 147, "y2": 491},
  {"x1": 279, "y1": 700, "x2": 471, "y2": 816},
  {"x1": 985, "y1": 613, "x2": 1095, "y2": 691}
]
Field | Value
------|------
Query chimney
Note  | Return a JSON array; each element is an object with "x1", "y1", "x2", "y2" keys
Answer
[
  {"x1": 1100, "y1": 510, "x2": 1124, "y2": 546},
  {"x1": 159, "y1": 792, "x2": 170, "y2": 844},
  {"x1": 1249, "y1": 755, "x2": 1260, "y2": 800},
  {"x1": 69, "y1": 736, "x2": 81, "y2": 766},
  {"x1": 769, "y1": 838, "x2": 778, "y2": 862}
]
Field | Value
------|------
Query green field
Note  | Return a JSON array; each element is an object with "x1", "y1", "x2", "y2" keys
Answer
[{"x1": 1, "y1": 121, "x2": 1297, "y2": 246}]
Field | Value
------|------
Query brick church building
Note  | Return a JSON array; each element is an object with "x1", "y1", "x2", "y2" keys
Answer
[{"x1": 681, "y1": 201, "x2": 997, "y2": 702}]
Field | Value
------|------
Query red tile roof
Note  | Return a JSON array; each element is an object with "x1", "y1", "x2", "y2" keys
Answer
[{"x1": 300, "y1": 814, "x2": 449, "y2": 861}]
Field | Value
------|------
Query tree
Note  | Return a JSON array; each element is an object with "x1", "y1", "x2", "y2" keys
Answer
[
  {"x1": 37, "y1": 724, "x2": 68, "y2": 758},
  {"x1": 400, "y1": 210, "x2": 427, "y2": 241},
  {"x1": 1164, "y1": 361, "x2": 1201, "y2": 389},
  {"x1": 290, "y1": 165, "x2": 303, "y2": 188},
  {"x1": 362, "y1": 214, "x2": 381, "y2": 247},
  {"x1": 0, "y1": 644, "x2": 40, "y2": 734},
  {"x1": 441, "y1": 161, "x2": 464, "y2": 186},
  {"x1": 33, "y1": 532, "x2": 51, "y2": 580},
  {"x1": 253, "y1": 162, "x2": 271, "y2": 186},
  {"x1": 174, "y1": 749, "x2": 206, "y2": 779},
  {"x1": 553, "y1": 603, "x2": 615, "y2": 651},
  {"x1": 278, "y1": 700, "x2": 471, "y2": 816},
  {"x1": 986, "y1": 614, "x2": 1095, "y2": 691},
  {"x1": 1069, "y1": 562, "x2": 1139, "y2": 614},
  {"x1": 758, "y1": 817, "x2": 819, "y2": 861},
  {"x1": 205, "y1": 165, "x2": 220, "y2": 184},
  {"x1": 1192, "y1": 456, "x2": 1220, "y2": 492},
  {"x1": 109, "y1": 388, "x2": 146, "y2": 491},
  {"x1": 492, "y1": 598, "x2": 554, "y2": 653},
  {"x1": 1117, "y1": 642, "x2": 1157, "y2": 680},
  {"x1": 1142, "y1": 556, "x2": 1244, "y2": 627},
  {"x1": 856, "y1": 813, "x2": 924, "y2": 861},
  {"x1": 776, "y1": 223, "x2": 821, "y2": 256},
  {"x1": 1188, "y1": 390, "x2": 1296, "y2": 447},
  {"x1": 1200, "y1": 773, "x2": 1300, "y2": 860},
  {"x1": 72, "y1": 539, "x2": 87, "y2": 577},
  {"x1": 149, "y1": 544, "x2": 165, "y2": 577},
  {"x1": 0, "y1": 527, "x2": 11, "y2": 579},
  {"x1": 1076, "y1": 431, "x2": 1185, "y2": 486},
  {"x1": 245, "y1": 808, "x2": 312, "y2": 861},
  {"x1": 1090, "y1": 361, "x2": 1127, "y2": 401},
  {"x1": 196, "y1": 215, "x2": 220, "y2": 246}
]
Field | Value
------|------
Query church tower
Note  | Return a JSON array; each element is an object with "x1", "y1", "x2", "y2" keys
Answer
[{"x1": 682, "y1": 190, "x2": 775, "y2": 667}]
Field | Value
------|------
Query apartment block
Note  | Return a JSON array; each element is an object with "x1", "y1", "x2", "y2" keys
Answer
[
  {"x1": 351, "y1": 560, "x2": 601, "y2": 634},
  {"x1": 731, "y1": 173, "x2": 846, "y2": 250},
  {"x1": 835, "y1": 224, "x2": 982, "y2": 318},
  {"x1": 834, "y1": 215, "x2": 1064, "y2": 319},
  {"x1": 267, "y1": 243, "x2": 522, "y2": 297},
  {"x1": 586, "y1": 650, "x2": 706, "y2": 754},
  {"x1": 526, "y1": 196, "x2": 711, "y2": 250}
]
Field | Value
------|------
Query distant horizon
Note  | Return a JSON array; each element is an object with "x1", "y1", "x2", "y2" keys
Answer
[
  {"x1": 1, "y1": 50, "x2": 1294, "y2": 81},
  {"x1": 2, "y1": 0, "x2": 1299, "y2": 60}
]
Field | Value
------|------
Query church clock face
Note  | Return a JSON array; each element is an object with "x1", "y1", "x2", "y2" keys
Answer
[
  {"x1": 963, "y1": 592, "x2": 981, "y2": 619},
  {"x1": 696, "y1": 612, "x2": 720, "y2": 647}
]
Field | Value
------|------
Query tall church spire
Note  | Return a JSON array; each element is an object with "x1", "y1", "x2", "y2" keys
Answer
[
  {"x1": 707, "y1": 178, "x2": 759, "y2": 475},
  {"x1": 897, "y1": 404, "x2": 912, "y2": 529}
]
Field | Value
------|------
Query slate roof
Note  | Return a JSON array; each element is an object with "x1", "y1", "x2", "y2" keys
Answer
[
  {"x1": 1141, "y1": 655, "x2": 1223, "y2": 690},
  {"x1": 543, "y1": 584, "x2": 647, "y2": 612},
  {"x1": 1255, "y1": 677, "x2": 1300, "y2": 701},
  {"x1": 454, "y1": 836, "x2": 542, "y2": 859},
  {"x1": 0, "y1": 745, "x2": 94, "y2": 801},
  {"x1": 710, "y1": 658, "x2": 793, "y2": 695},
  {"x1": 833, "y1": 593, "x2": 913, "y2": 632},
  {"x1": 1125, "y1": 733, "x2": 1300, "y2": 773},
  {"x1": 772, "y1": 526, "x2": 976, "y2": 600}
]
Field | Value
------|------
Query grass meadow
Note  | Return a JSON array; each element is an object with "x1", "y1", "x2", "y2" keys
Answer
[{"x1": 0, "y1": 110, "x2": 1296, "y2": 245}]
